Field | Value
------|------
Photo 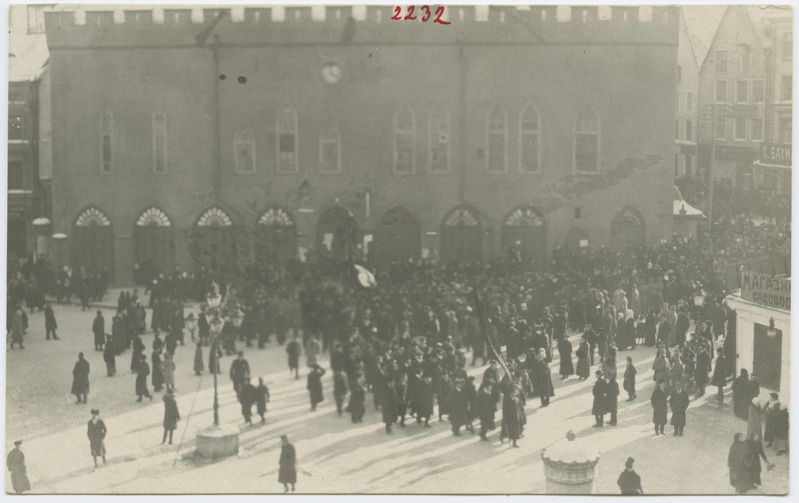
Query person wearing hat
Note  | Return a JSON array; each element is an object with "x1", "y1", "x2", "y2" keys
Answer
[
  {"x1": 93, "y1": 310, "x2": 105, "y2": 350},
  {"x1": 135, "y1": 354, "x2": 153, "y2": 402},
  {"x1": 278, "y1": 435, "x2": 296, "y2": 493},
  {"x1": 592, "y1": 370, "x2": 607, "y2": 427},
  {"x1": 6, "y1": 440, "x2": 30, "y2": 494},
  {"x1": 617, "y1": 457, "x2": 643, "y2": 494},
  {"x1": 449, "y1": 378, "x2": 469, "y2": 436},
  {"x1": 71, "y1": 352, "x2": 90, "y2": 404},
  {"x1": 240, "y1": 377, "x2": 257, "y2": 425},
  {"x1": 162, "y1": 388, "x2": 180, "y2": 444},
  {"x1": 256, "y1": 377, "x2": 271, "y2": 424},
  {"x1": 286, "y1": 334, "x2": 302, "y2": 380},
  {"x1": 651, "y1": 380, "x2": 668, "y2": 436},
  {"x1": 307, "y1": 364, "x2": 326, "y2": 412},
  {"x1": 87, "y1": 409, "x2": 107, "y2": 469},
  {"x1": 230, "y1": 351, "x2": 251, "y2": 400}
]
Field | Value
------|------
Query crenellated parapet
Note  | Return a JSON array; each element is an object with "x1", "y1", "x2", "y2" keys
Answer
[{"x1": 45, "y1": 5, "x2": 678, "y2": 48}]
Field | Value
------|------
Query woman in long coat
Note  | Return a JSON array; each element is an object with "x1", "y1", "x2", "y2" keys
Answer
[
  {"x1": 307, "y1": 364, "x2": 326, "y2": 411},
  {"x1": 135, "y1": 355, "x2": 152, "y2": 401},
  {"x1": 747, "y1": 397, "x2": 763, "y2": 440},
  {"x1": 381, "y1": 379, "x2": 399, "y2": 433},
  {"x1": 575, "y1": 337, "x2": 590, "y2": 380},
  {"x1": 160, "y1": 352, "x2": 176, "y2": 391},
  {"x1": 131, "y1": 334, "x2": 145, "y2": 373},
  {"x1": 746, "y1": 433, "x2": 772, "y2": 488},
  {"x1": 71, "y1": 352, "x2": 90, "y2": 404},
  {"x1": 152, "y1": 350, "x2": 164, "y2": 392},
  {"x1": 500, "y1": 377, "x2": 522, "y2": 447},
  {"x1": 652, "y1": 348, "x2": 670, "y2": 385},
  {"x1": 763, "y1": 394, "x2": 780, "y2": 447},
  {"x1": 477, "y1": 382, "x2": 496, "y2": 441},
  {"x1": 348, "y1": 377, "x2": 366, "y2": 424},
  {"x1": 773, "y1": 404, "x2": 789, "y2": 453},
  {"x1": 6, "y1": 441, "x2": 30, "y2": 494},
  {"x1": 532, "y1": 351, "x2": 555, "y2": 407},
  {"x1": 732, "y1": 369, "x2": 751, "y2": 419},
  {"x1": 651, "y1": 381, "x2": 668, "y2": 435},
  {"x1": 256, "y1": 377, "x2": 270, "y2": 424},
  {"x1": 669, "y1": 386, "x2": 689, "y2": 436},
  {"x1": 161, "y1": 389, "x2": 180, "y2": 445},
  {"x1": 728, "y1": 433, "x2": 753, "y2": 494},
  {"x1": 278, "y1": 435, "x2": 297, "y2": 493},
  {"x1": 414, "y1": 376, "x2": 434, "y2": 427},
  {"x1": 557, "y1": 335, "x2": 574, "y2": 379}
]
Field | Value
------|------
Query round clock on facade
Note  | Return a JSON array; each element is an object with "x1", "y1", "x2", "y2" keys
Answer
[{"x1": 321, "y1": 63, "x2": 342, "y2": 85}]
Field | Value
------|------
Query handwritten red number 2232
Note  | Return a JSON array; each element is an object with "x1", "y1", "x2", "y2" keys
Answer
[{"x1": 392, "y1": 6, "x2": 451, "y2": 25}]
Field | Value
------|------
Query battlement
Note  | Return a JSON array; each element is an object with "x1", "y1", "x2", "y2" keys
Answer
[{"x1": 45, "y1": 5, "x2": 678, "y2": 48}]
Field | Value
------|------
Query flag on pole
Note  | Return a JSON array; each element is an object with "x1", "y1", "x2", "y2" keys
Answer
[{"x1": 472, "y1": 287, "x2": 514, "y2": 385}]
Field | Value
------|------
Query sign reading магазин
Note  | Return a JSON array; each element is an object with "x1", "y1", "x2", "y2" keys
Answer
[{"x1": 741, "y1": 271, "x2": 791, "y2": 310}]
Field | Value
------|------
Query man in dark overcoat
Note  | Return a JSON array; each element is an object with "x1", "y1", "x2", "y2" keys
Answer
[
  {"x1": 592, "y1": 370, "x2": 606, "y2": 427},
  {"x1": 135, "y1": 355, "x2": 152, "y2": 402},
  {"x1": 230, "y1": 352, "x2": 251, "y2": 399},
  {"x1": 278, "y1": 435, "x2": 297, "y2": 493},
  {"x1": 240, "y1": 377, "x2": 257, "y2": 425},
  {"x1": 651, "y1": 380, "x2": 668, "y2": 435},
  {"x1": 44, "y1": 302, "x2": 59, "y2": 340},
  {"x1": 103, "y1": 336, "x2": 116, "y2": 376},
  {"x1": 448, "y1": 379, "x2": 469, "y2": 436},
  {"x1": 162, "y1": 389, "x2": 180, "y2": 444},
  {"x1": 92, "y1": 311, "x2": 105, "y2": 350},
  {"x1": 711, "y1": 348, "x2": 728, "y2": 404},
  {"x1": 605, "y1": 376, "x2": 620, "y2": 426},
  {"x1": 670, "y1": 385, "x2": 689, "y2": 436},
  {"x1": 306, "y1": 364, "x2": 326, "y2": 412},
  {"x1": 71, "y1": 352, "x2": 90, "y2": 404},
  {"x1": 87, "y1": 409, "x2": 107, "y2": 469},
  {"x1": 381, "y1": 378, "x2": 399, "y2": 434},
  {"x1": 477, "y1": 382, "x2": 496, "y2": 441}
]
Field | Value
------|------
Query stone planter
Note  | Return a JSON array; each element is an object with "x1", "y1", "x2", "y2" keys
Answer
[
  {"x1": 541, "y1": 431, "x2": 600, "y2": 494},
  {"x1": 195, "y1": 424, "x2": 239, "y2": 458}
]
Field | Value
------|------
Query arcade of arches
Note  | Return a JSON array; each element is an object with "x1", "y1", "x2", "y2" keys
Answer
[{"x1": 68, "y1": 203, "x2": 649, "y2": 278}]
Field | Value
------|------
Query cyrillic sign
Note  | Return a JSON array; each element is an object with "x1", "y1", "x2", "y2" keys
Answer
[
  {"x1": 760, "y1": 143, "x2": 792, "y2": 167},
  {"x1": 741, "y1": 271, "x2": 791, "y2": 310}
]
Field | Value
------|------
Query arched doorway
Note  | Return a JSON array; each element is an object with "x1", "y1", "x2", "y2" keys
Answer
[
  {"x1": 256, "y1": 207, "x2": 297, "y2": 264},
  {"x1": 73, "y1": 206, "x2": 115, "y2": 275},
  {"x1": 192, "y1": 207, "x2": 237, "y2": 273},
  {"x1": 316, "y1": 206, "x2": 359, "y2": 261},
  {"x1": 502, "y1": 206, "x2": 547, "y2": 265},
  {"x1": 134, "y1": 207, "x2": 174, "y2": 282},
  {"x1": 374, "y1": 206, "x2": 420, "y2": 267},
  {"x1": 610, "y1": 206, "x2": 646, "y2": 249},
  {"x1": 440, "y1": 206, "x2": 482, "y2": 262},
  {"x1": 565, "y1": 227, "x2": 590, "y2": 251}
]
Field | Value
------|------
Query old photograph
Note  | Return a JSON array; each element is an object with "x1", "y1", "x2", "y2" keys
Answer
[{"x1": 6, "y1": 3, "x2": 792, "y2": 495}]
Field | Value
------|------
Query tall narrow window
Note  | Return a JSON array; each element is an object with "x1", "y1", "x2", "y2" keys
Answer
[
  {"x1": 573, "y1": 107, "x2": 599, "y2": 173},
  {"x1": 234, "y1": 129, "x2": 256, "y2": 173},
  {"x1": 319, "y1": 125, "x2": 341, "y2": 173},
  {"x1": 736, "y1": 80, "x2": 749, "y2": 103},
  {"x1": 519, "y1": 105, "x2": 540, "y2": 173},
  {"x1": 428, "y1": 108, "x2": 449, "y2": 173},
  {"x1": 734, "y1": 117, "x2": 747, "y2": 140},
  {"x1": 277, "y1": 106, "x2": 298, "y2": 173},
  {"x1": 715, "y1": 80, "x2": 727, "y2": 103},
  {"x1": 686, "y1": 92, "x2": 693, "y2": 112},
  {"x1": 101, "y1": 111, "x2": 113, "y2": 173},
  {"x1": 750, "y1": 118, "x2": 763, "y2": 141},
  {"x1": 781, "y1": 76, "x2": 792, "y2": 102},
  {"x1": 715, "y1": 50, "x2": 728, "y2": 72},
  {"x1": 393, "y1": 108, "x2": 415, "y2": 174},
  {"x1": 751, "y1": 80, "x2": 765, "y2": 102},
  {"x1": 152, "y1": 112, "x2": 167, "y2": 173},
  {"x1": 685, "y1": 120, "x2": 692, "y2": 141},
  {"x1": 8, "y1": 162, "x2": 23, "y2": 190},
  {"x1": 780, "y1": 115, "x2": 792, "y2": 144},
  {"x1": 485, "y1": 106, "x2": 507, "y2": 173}
]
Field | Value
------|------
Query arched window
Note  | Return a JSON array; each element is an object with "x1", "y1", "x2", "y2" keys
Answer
[
  {"x1": 76, "y1": 206, "x2": 112, "y2": 226},
  {"x1": 573, "y1": 106, "x2": 600, "y2": 173},
  {"x1": 319, "y1": 125, "x2": 341, "y2": 173},
  {"x1": 519, "y1": 105, "x2": 540, "y2": 173},
  {"x1": 196, "y1": 207, "x2": 233, "y2": 227},
  {"x1": 136, "y1": 206, "x2": 171, "y2": 226},
  {"x1": 277, "y1": 106, "x2": 298, "y2": 173},
  {"x1": 393, "y1": 108, "x2": 415, "y2": 174},
  {"x1": 101, "y1": 111, "x2": 114, "y2": 173},
  {"x1": 486, "y1": 106, "x2": 507, "y2": 172},
  {"x1": 428, "y1": 108, "x2": 449, "y2": 173},
  {"x1": 234, "y1": 129, "x2": 256, "y2": 173},
  {"x1": 152, "y1": 112, "x2": 168, "y2": 173}
]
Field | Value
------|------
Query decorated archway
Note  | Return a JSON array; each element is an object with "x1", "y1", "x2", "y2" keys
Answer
[
  {"x1": 373, "y1": 206, "x2": 421, "y2": 267},
  {"x1": 256, "y1": 207, "x2": 297, "y2": 264},
  {"x1": 501, "y1": 206, "x2": 547, "y2": 265},
  {"x1": 72, "y1": 206, "x2": 115, "y2": 275},
  {"x1": 316, "y1": 206, "x2": 359, "y2": 261},
  {"x1": 610, "y1": 205, "x2": 646, "y2": 249},
  {"x1": 192, "y1": 207, "x2": 237, "y2": 273},
  {"x1": 440, "y1": 206, "x2": 482, "y2": 262},
  {"x1": 133, "y1": 206, "x2": 174, "y2": 282}
]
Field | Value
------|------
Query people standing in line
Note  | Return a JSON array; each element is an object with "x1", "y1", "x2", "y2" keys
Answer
[
  {"x1": 728, "y1": 433, "x2": 753, "y2": 494},
  {"x1": 307, "y1": 364, "x2": 326, "y2": 412},
  {"x1": 278, "y1": 435, "x2": 297, "y2": 494},
  {"x1": 651, "y1": 380, "x2": 668, "y2": 436},
  {"x1": 240, "y1": 377, "x2": 257, "y2": 425},
  {"x1": 6, "y1": 440, "x2": 30, "y2": 494},
  {"x1": 71, "y1": 352, "x2": 90, "y2": 404},
  {"x1": 286, "y1": 335, "x2": 302, "y2": 379},
  {"x1": 193, "y1": 342, "x2": 204, "y2": 376},
  {"x1": 711, "y1": 348, "x2": 728, "y2": 404},
  {"x1": 592, "y1": 370, "x2": 606, "y2": 427},
  {"x1": 623, "y1": 356, "x2": 637, "y2": 401},
  {"x1": 256, "y1": 377, "x2": 270, "y2": 424},
  {"x1": 605, "y1": 376, "x2": 619, "y2": 426},
  {"x1": 93, "y1": 311, "x2": 105, "y2": 350},
  {"x1": 162, "y1": 388, "x2": 180, "y2": 445},
  {"x1": 670, "y1": 384, "x2": 689, "y2": 436},
  {"x1": 746, "y1": 432, "x2": 773, "y2": 489},
  {"x1": 161, "y1": 352, "x2": 176, "y2": 391},
  {"x1": 87, "y1": 409, "x2": 107, "y2": 470},
  {"x1": 135, "y1": 355, "x2": 153, "y2": 402},
  {"x1": 103, "y1": 336, "x2": 116, "y2": 376},
  {"x1": 617, "y1": 457, "x2": 643, "y2": 495},
  {"x1": 230, "y1": 352, "x2": 251, "y2": 399},
  {"x1": 44, "y1": 302, "x2": 59, "y2": 340},
  {"x1": 152, "y1": 349, "x2": 164, "y2": 392}
]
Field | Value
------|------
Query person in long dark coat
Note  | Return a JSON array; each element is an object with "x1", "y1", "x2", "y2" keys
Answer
[
  {"x1": 278, "y1": 435, "x2": 297, "y2": 493},
  {"x1": 728, "y1": 433, "x2": 753, "y2": 494},
  {"x1": 651, "y1": 381, "x2": 668, "y2": 435},
  {"x1": 623, "y1": 356, "x2": 637, "y2": 401},
  {"x1": 6, "y1": 440, "x2": 30, "y2": 494},
  {"x1": 307, "y1": 364, "x2": 326, "y2": 411},
  {"x1": 230, "y1": 352, "x2": 251, "y2": 399},
  {"x1": 92, "y1": 311, "x2": 105, "y2": 350},
  {"x1": 286, "y1": 335, "x2": 302, "y2": 379},
  {"x1": 477, "y1": 382, "x2": 496, "y2": 441},
  {"x1": 395, "y1": 373, "x2": 409, "y2": 427},
  {"x1": 161, "y1": 388, "x2": 180, "y2": 444},
  {"x1": 348, "y1": 377, "x2": 366, "y2": 423},
  {"x1": 732, "y1": 369, "x2": 750, "y2": 420},
  {"x1": 533, "y1": 352, "x2": 555, "y2": 407},
  {"x1": 165, "y1": 331, "x2": 178, "y2": 358},
  {"x1": 131, "y1": 334, "x2": 145, "y2": 373},
  {"x1": 500, "y1": 377, "x2": 523, "y2": 447},
  {"x1": 103, "y1": 337, "x2": 116, "y2": 377},
  {"x1": 381, "y1": 379, "x2": 399, "y2": 434},
  {"x1": 240, "y1": 377, "x2": 257, "y2": 425},
  {"x1": 670, "y1": 385, "x2": 689, "y2": 436},
  {"x1": 44, "y1": 302, "x2": 59, "y2": 340},
  {"x1": 592, "y1": 370, "x2": 606, "y2": 427},
  {"x1": 763, "y1": 393, "x2": 780, "y2": 447},
  {"x1": 746, "y1": 433, "x2": 772, "y2": 488},
  {"x1": 557, "y1": 335, "x2": 574, "y2": 379},
  {"x1": 605, "y1": 376, "x2": 620, "y2": 426},
  {"x1": 256, "y1": 377, "x2": 270, "y2": 424},
  {"x1": 87, "y1": 409, "x2": 107, "y2": 469},
  {"x1": 135, "y1": 355, "x2": 152, "y2": 402},
  {"x1": 449, "y1": 381, "x2": 469, "y2": 436},
  {"x1": 694, "y1": 346, "x2": 711, "y2": 397},
  {"x1": 644, "y1": 308, "x2": 657, "y2": 346},
  {"x1": 152, "y1": 350, "x2": 164, "y2": 392},
  {"x1": 415, "y1": 376, "x2": 434, "y2": 427},
  {"x1": 711, "y1": 348, "x2": 728, "y2": 404},
  {"x1": 71, "y1": 352, "x2": 90, "y2": 404},
  {"x1": 193, "y1": 342, "x2": 204, "y2": 375},
  {"x1": 675, "y1": 309, "x2": 690, "y2": 348},
  {"x1": 333, "y1": 370, "x2": 349, "y2": 416},
  {"x1": 576, "y1": 337, "x2": 591, "y2": 380}
]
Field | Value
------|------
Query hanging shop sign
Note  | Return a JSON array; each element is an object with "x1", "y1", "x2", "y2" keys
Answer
[{"x1": 741, "y1": 271, "x2": 791, "y2": 310}]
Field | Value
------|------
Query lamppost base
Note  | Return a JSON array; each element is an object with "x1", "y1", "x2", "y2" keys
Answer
[{"x1": 195, "y1": 424, "x2": 239, "y2": 458}]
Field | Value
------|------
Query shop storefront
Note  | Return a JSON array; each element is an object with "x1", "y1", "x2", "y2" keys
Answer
[{"x1": 725, "y1": 271, "x2": 790, "y2": 398}]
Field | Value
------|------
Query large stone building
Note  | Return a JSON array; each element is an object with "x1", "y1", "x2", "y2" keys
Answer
[{"x1": 45, "y1": 5, "x2": 678, "y2": 284}]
